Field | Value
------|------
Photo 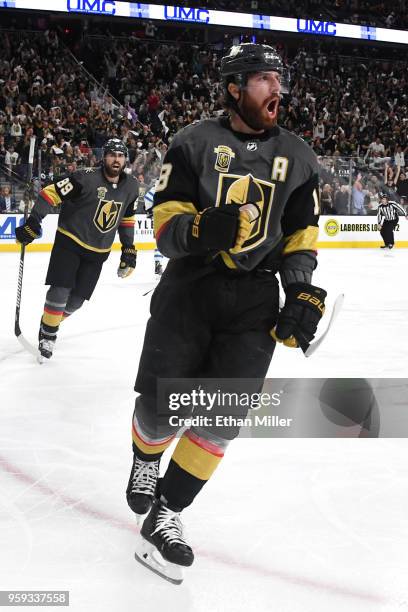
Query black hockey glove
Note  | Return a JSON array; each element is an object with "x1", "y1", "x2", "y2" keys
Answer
[
  {"x1": 186, "y1": 205, "x2": 240, "y2": 253},
  {"x1": 15, "y1": 216, "x2": 41, "y2": 245},
  {"x1": 186, "y1": 204, "x2": 260, "y2": 254},
  {"x1": 118, "y1": 245, "x2": 137, "y2": 278},
  {"x1": 270, "y1": 282, "x2": 327, "y2": 351}
]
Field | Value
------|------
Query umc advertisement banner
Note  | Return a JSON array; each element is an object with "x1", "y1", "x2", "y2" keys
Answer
[{"x1": 1, "y1": 214, "x2": 408, "y2": 251}]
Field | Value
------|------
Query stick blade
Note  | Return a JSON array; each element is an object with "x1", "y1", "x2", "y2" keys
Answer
[
  {"x1": 305, "y1": 293, "x2": 345, "y2": 358},
  {"x1": 16, "y1": 333, "x2": 43, "y2": 363}
]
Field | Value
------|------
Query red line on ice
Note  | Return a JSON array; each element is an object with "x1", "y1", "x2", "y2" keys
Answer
[{"x1": 0, "y1": 454, "x2": 388, "y2": 604}]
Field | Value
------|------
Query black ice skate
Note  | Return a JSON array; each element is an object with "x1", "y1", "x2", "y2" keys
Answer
[
  {"x1": 154, "y1": 260, "x2": 163, "y2": 276},
  {"x1": 134, "y1": 498, "x2": 194, "y2": 584},
  {"x1": 126, "y1": 454, "x2": 159, "y2": 515},
  {"x1": 38, "y1": 329, "x2": 56, "y2": 360}
]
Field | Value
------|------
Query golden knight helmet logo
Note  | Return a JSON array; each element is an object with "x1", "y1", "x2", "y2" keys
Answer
[{"x1": 226, "y1": 174, "x2": 263, "y2": 206}]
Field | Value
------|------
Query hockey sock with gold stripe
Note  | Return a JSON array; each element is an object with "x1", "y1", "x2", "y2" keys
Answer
[
  {"x1": 132, "y1": 414, "x2": 175, "y2": 462},
  {"x1": 160, "y1": 429, "x2": 227, "y2": 510}
]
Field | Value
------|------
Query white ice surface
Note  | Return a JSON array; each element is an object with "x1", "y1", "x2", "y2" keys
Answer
[{"x1": 1, "y1": 248, "x2": 408, "y2": 612}]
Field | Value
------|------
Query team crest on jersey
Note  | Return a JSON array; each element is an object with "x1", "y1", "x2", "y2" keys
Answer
[
  {"x1": 213, "y1": 145, "x2": 235, "y2": 173},
  {"x1": 216, "y1": 173, "x2": 275, "y2": 251},
  {"x1": 97, "y1": 186, "x2": 108, "y2": 200},
  {"x1": 94, "y1": 199, "x2": 123, "y2": 233},
  {"x1": 247, "y1": 142, "x2": 257, "y2": 151}
]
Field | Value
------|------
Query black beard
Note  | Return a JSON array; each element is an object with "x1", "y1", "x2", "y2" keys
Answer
[
  {"x1": 104, "y1": 165, "x2": 122, "y2": 178},
  {"x1": 238, "y1": 92, "x2": 277, "y2": 131}
]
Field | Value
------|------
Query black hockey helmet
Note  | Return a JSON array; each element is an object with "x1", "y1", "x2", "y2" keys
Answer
[
  {"x1": 220, "y1": 43, "x2": 290, "y2": 94},
  {"x1": 379, "y1": 191, "x2": 389, "y2": 200},
  {"x1": 103, "y1": 138, "x2": 128, "y2": 158}
]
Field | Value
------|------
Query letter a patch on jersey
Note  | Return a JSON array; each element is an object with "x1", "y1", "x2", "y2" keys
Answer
[{"x1": 94, "y1": 199, "x2": 123, "y2": 233}]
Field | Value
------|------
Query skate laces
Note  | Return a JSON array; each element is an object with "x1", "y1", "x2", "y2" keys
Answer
[
  {"x1": 151, "y1": 506, "x2": 188, "y2": 547},
  {"x1": 130, "y1": 458, "x2": 159, "y2": 496},
  {"x1": 39, "y1": 338, "x2": 55, "y2": 352}
]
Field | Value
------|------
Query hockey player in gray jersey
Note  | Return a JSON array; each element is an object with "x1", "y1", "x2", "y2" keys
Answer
[
  {"x1": 126, "y1": 43, "x2": 328, "y2": 583},
  {"x1": 15, "y1": 139, "x2": 139, "y2": 359}
]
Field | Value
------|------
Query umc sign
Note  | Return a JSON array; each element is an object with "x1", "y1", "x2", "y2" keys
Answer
[
  {"x1": 164, "y1": 6, "x2": 210, "y2": 23},
  {"x1": 67, "y1": 0, "x2": 116, "y2": 14},
  {"x1": 297, "y1": 19, "x2": 337, "y2": 36}
]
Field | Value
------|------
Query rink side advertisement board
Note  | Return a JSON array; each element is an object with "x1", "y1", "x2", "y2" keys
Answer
[
  {"x1": 319, "y1": 216, "x2": 408, "y2": 248},
  {"x1": 1, "y1": 214, "x2": 408, "y2": 251},
  {"x1": 0, "y1": 214, "x2": 155, "y2": 251}
]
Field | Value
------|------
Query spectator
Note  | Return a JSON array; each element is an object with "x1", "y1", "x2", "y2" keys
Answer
[
  {"x1": 352, "y1": 174, "x2": 367, "y2": 215},
  {"x1": 321, "y1": 183, "x2": 337, "y2": 214},
  {"x1": 5, "y1": 145, "x2": 19, "y2": 174},
  {"x1": 10, "y1": 116, "x2": 23, "y2": 138},
  {"x1": 394, "y1": 145, "x2": 405, "y2": 168},
  {"x1": 0, "y1": 185, "x2": 17, "y2": 212},
  {"x1": 395, "y1": 167, "x2": 408, "y2": 206},
  {"x1": 334, "y1": 184, "x2": 350, "y2": 215},
  {"x1": 145, "y1": 21, "x2": 158, "y2": 39},
  {"x1": 18, "y1": 190, "x2": 36, "y2": 214},
  {"x1": 367, "y1": 137, "x2": 385, "y2": 157}
]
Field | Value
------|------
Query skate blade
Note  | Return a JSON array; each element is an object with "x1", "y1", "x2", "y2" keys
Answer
[
  {"x1": 134, "y1": 537, "x2": 184, "y2": 585},
  {"x1": 134, "y1": 512, "x2": 146, "y2": 527}
]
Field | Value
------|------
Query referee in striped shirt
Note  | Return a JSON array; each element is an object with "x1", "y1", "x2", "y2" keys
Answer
[{"x1": 377, "y1": 192, "x2": 408, "y2": 249}]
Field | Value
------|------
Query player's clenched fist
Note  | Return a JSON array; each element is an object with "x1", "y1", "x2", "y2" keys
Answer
[
  {"x1": 187, "y1": 203, "x2": 259, "y2": 254},
  {"x1": 187, "y1": 205, "x2": 240, "y2": 253}
]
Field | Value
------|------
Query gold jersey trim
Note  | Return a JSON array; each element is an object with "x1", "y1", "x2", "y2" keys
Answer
[
  {"x1": 153, "y1": 200, "x2": 198, "y2": 234},
  {"x1": 283, "y1": 225, "x2": 319, "y2": 254},
  {"x1": 57, "y1": 227, "x2": 112, "y2": 253},
  {"x1": 41, "y1": 184, "x2": 62, "y2": 207}
]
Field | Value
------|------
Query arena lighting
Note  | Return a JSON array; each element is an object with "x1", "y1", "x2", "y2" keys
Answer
[{"x1": 0, "y1": 1, "x2": 407, "y2": 46}]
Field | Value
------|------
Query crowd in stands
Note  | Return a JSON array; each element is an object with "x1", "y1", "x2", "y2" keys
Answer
[{"x1": 0, "y1": 20, "x2": 407, "y2": 216}]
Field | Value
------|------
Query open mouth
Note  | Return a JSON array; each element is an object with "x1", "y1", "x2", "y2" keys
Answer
[{"x1": 266, "y1": 97, "x2": 279, "y2": 117}]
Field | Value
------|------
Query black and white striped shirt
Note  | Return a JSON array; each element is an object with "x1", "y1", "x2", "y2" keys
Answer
[{"x1": 377, "y1": 201, "x2": 406, "y2": 225}]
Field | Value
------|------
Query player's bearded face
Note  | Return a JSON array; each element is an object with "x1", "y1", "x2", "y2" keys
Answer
[
  {"x1": 239, "y1": 71, "x2": 281, "y2": 131},
  {"x1": 104, "y1": 152, "x2": 126, "y2": 177}
]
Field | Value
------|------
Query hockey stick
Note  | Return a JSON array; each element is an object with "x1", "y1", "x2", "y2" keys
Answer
[{"x1": 14, "y1": 136, "x2": 41, "y2": 360}]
